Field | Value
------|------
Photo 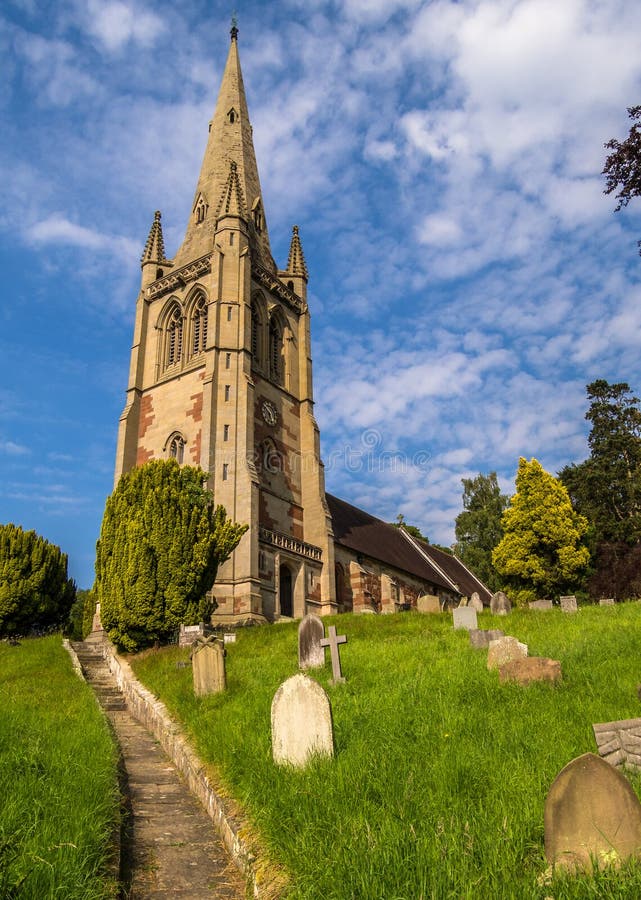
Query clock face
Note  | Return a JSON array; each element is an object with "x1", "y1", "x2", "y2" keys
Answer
[{"x1": 261, "y1": 400, "x2": 278, "y2": 426}]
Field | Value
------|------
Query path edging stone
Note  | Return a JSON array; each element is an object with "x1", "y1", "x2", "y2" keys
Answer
[{"x1": 98, "y1": 637, "x2": 271, "y2": 898}]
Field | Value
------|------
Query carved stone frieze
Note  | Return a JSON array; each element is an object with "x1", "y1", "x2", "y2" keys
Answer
[
  {"x1": 252, "y1": 261, "x2": 306, "y2": 315},
  {"x1": 147, "y1": 254, "x2": 212, "y2": 300},
  {"x1": 259, "y1": 526, "x2": 322, "y2": 561}
]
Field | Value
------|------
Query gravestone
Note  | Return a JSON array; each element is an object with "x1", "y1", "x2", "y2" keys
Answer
[
  {"x1": 545, "y1": 752, "x2": 641, "y2": 870},
  {"x1": 469, "y1": 592, "x2": 484, "y2": 612},
  {"x1": 469, "y1": 628, "x2": 504, "y2": 649},
  {"x1": 600, "y1": 598, "x2": 616, "y2": 607},
  {"x1": 560, "y1": 595, "x2": 578, "y2": 613},
  {"x1": 417, "y1": 594, "x2": 440, "y2": 614},
  {"x1": 490, "y1": 591, "x2": 511, "y2": 616},
  {"x1": 320, "y1": 625, "x2": 347, "y2": 684},
  {"x1": 529, "y1": 599, "x2": 553, "y2": 611},
  {"x1": 499, "y1": 657, "x2": 562, "y2": 685},
  {"x1": 593, "y1": 718, "x2": 641, "y2": 772},
  {"x1": 179, "y1": 622, "x2": 206, "y2": 647},
  {"x1": 453, "y1": 607, "x2": 478, "y2": 631},
  {"x1": 191, "y1": 636, "x2": 226, "y2": 696},
  {"x1": 298, "y1": 613, "x2": 325, "y2": 669},
  {"x1": 223, "y1": 632, "x2": 236, "y2": 644},
  {"x1": 271, "y1": 673, "x2": 334, "y2": 767},
  {"x1": 487, "y1": 636, "x2": 527, "y2": 670}
]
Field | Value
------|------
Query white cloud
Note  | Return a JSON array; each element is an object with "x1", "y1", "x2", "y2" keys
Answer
[{"x1": 81, "y1": 0, "x2": 166, "y2": 53}]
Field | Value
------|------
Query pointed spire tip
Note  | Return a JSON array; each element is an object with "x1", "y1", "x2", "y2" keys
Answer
[{"x1": 230, "y1": 13, "x2": 238, "y2": 42}]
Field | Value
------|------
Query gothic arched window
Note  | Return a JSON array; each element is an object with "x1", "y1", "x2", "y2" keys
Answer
[
  {"x1": 167, "y1": 433, "x2": 185, "y2": 464},
  {"x1": 269, "y1": 315, "x2": 283, "y2": 385},
  {"x1": 251, "y1": 295, "x2": 266, "y2": 372},
  {"x1": 165, "y1": 303, "x2": 183, "y2": 368},
  {"x1": 191, "y1": 295, "x2": 208, "y2": 356}
]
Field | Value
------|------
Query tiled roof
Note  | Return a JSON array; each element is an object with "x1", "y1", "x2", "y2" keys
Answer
[{"x1": 327, "y1": 493, "x2": 490, "y2": 600}]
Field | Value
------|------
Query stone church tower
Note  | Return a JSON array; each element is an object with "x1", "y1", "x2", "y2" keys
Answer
[{"x1": 115, "y1": 24, "x2": 336, "y2": 621}]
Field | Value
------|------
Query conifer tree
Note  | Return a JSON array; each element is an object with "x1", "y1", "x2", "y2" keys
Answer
[
  {"x1": 454, "y1": 472, "x2": 508, "y2": 591},
  {"x1": 0, "y1": 524, "x2": 76, "y2": 635},
  {"x1": 492, "y1": 458, "x2": 590, "y2": 603},
  {"x1": 95, "y1": 459, "x2": 247, "y2": 651}
]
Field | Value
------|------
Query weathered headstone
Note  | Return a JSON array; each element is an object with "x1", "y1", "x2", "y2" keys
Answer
[
  {"x1": 487, "y1": 636, "x2": 527, "y2": 670},
  {"x1": 417, "y1": 594, "x2": 440, "y2": 614},
  {"x1": 560, "y1": 595, "x2": 578, "y2": 613},
  {"x1": 545, "y1": 752, "x2": 641, "y2": 870},
  {"x1": 469, "y1": 628, "x2": 504, "y2": 649},
  {"x1": 600, "y1": 598, "x2": 616, "y2": 607},
  {"x1": 499, "y1": 657, "x2": 562, "y2": 686},
  {"x1": 453, "y1": 607, "x2": 478, "y2": 631},
  {"x1": 298, "y1": 613, "x2": 325, "y2": 669},
  {"x1": 191, "y1": 636, "x2": 226, "y2": 696},
  {"x1": 179, "y1": 622, "x2": 206, "y2": 647},
  {"x1": 529, "y1": 599, "x2": 553, "y2": 611},
  {"x1": 593, "y1": 718, "x2": 641, "y2": 772},
  {"x1": 469, "y1": 592, "x2": 484, "y2": 612},
  {"x1": 320, "y1": 625, "x2": 347, "y2": 684},
  {"x1": 490, "y1": 591, "x2": 511, "y2": 616},
  {"x1": 271, "y1": 673, "x2": 334, "y2": 767},
  {"x1": 223, "y1": 632, "x2": 236, "y2": 644}
]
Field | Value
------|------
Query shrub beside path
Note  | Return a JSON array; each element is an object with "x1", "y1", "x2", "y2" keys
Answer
[{"x1": 71, "y1": 634, "x2": 247, "y2": 899}]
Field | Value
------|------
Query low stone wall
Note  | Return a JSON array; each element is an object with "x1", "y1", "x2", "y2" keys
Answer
[{"x1": 99, "y1": 639, "x2": 269, "y2": 898}]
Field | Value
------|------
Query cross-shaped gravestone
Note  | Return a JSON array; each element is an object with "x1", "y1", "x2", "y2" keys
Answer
[{"x1": 320, "y1": 625, "x2": 347, "y2": 684}]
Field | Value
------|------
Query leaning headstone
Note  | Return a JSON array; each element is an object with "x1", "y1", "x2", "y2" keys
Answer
[
  {"x1": 560, "y1": 595, "x2": 578, "y2": 613},
  {"x1": 487, "y1": 636, "x2": 527, "y2": 670},
  {"x1": 271, "y1": 673, "x2": 334, "y2": 768},
  {"x1": 490, "y1": 591, "x2": 511, "y2": 616},
  {"x1": 417, "y1": 594, "x2": 440, "y2": 614},
  {"x1": 600, "y1": 598, "x2": 616, "y2": 607},
  {"x1": 469, "y1": 628, "x2": 504, "y2": 649},
  {"x1": 191, "y1": 636, "x2": 226, "y2": 696},
  {"x1": 499, "y1": 657, "x2": 562, "y2": 686},
  {"x1": 545, "y1": 752, "x2": 641, "y2": 870},
  {"x1": 469, "y1": 592, "x2": 484, "y2": 612},
  {"x1": 529, "y1": 599, "x2": 553, "y2": 611},
  {"x1": 453, "y1": 607, "x2": 478, "y2": 631},
  {"x1": 593, "y1": 718, "x2": 641, "y2": 772},
  {"x1": 298, "y1": 613, "x2": 325, "y2": 669}
]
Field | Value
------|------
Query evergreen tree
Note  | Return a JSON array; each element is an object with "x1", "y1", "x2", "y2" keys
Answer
[
  {"x1": 492, "y1": 458, "x2": 590, "y2": 603},
  {"x1": 0, "y1": 524, "x2": 76, "y2": 636},
  {"x1": 454, "y1": 472, "x2": 508, "y2": 591},
  {"x1": 603, "y1": 105, "x2": 641, "y2": 253},
  {"x1": 95, "y1": 459, "x2": 247, "y2": 651}
]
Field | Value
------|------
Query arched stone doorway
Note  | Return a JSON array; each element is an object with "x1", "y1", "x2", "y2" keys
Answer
[
  {"x1": 279, "y1": 564, "x2": 293, "y2": 618},
  {"x1": 335, "y1": 563, "x2": 352, "y2": 613}
]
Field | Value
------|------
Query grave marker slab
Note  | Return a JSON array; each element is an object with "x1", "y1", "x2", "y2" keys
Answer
[
  {"x1": 417, "y1": 595, "x2": 440, "y2": 614},
  {"x1": 453, "y1": 607, "x2": 478, "y2": 631},
  {"x1": 469, "y1": 628, "x2": 504, "y2": 649},
  {"x1": 271, "y1": 673, "x2": 334, "y2": 767},
  {"x1": 499, "y1": 657, "x2": 562, "y2": 685},
  {"x1": 593, "y1": 718, "x2": 641, "y2": 772},
  {"x1": 191, "y1": 636, "x2": 226, "y2": 696},
  {"x1": 529, "y1": 599, "x2": 553, "y2": 611},
  {"x1": 487, "y1": 636, "x2": 528, "y2": 670},
  {"x1": 298, "y1": 614, "x2": 325, "y2": 669},
  {"x1": 560, "y1": 595, "x2": 578, "y2": 613},
  {"x1": 490, "y1": 591, "x2": 511, "y2": 616},
  {"x1": 600, "y1": 598, "x2": 616, "y2": 607},
  {"x1": 320, "y1": 625, "x2": 347, "y2": 684},
  {"x1": 545, "y1": 752, "x2": 641, "y2": 870},
  {"x1": 469, "y1": 592, "x2": 484, "y2": 612}
]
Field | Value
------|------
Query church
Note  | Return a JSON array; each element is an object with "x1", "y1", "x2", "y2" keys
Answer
[{"x1": 114, "y1": 23, "x2": 491, "y2": 623}]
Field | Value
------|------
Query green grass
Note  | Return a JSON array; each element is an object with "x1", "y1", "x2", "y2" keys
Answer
[
  {"x1": 131, "y1": 606, "x2": 641, "y2": 899},
  {"x1": 0, "y1": 635, "x2": 120, "y2": 899}
]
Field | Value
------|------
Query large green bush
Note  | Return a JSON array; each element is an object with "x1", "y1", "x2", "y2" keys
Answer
[
  {"x1": 95, "y1": 459, "x2": 247, "y2": 651},
  {"x1": 0, "y1": 524, "x2": 76, "y2": 636}
]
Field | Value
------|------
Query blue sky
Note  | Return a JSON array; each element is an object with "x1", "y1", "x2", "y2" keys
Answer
[{"x1": 2, "y1": 0, "x2": 641, "y2": 588}]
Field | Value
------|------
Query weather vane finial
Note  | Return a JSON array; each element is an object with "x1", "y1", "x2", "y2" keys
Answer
[{"x1": 230, "y1": 12, "x2": 238, "y2": 42}]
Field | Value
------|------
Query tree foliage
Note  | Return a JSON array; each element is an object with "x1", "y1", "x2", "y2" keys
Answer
[
  {"x1": 454, "y1": 472, "x2": 508, "y2": 591},
  {"x1": 603, "y1": 105, "x2": 641, "y2": 252},
  {"x1": 560, "y1": 379, "x2": 641, "y2": 546},
  {"x1": 95, "y1": 459, "x2": 247, "y2": 651},
  {"x1": 0, "y1": 524, "x2": 76, "y2": 636},
  {"x1": 492, "y1": 458, "x2": 590, "y2": 600}
]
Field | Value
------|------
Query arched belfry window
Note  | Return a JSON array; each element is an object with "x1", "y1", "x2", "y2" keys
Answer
[
  {"x1": 165, "y1": 303, "x2": 183, "y2": 368},
  {"x1": 251, "y1": 294, "x2": 266, "y2": 372},
  {"x1": 269, "y1": 314, "x2": 283, "y2": 385},
  {"x1": 166, "y1": 433, "x2": 185, "y2": 464},
  {"x1": 191, "y1": 295, "x2": 208, "y2": 356},
  {"x1": 227, "y1": 107, "x2": 237, "y2": 124},
  {"x1": 194, "y1": 193, "x2": 207, "y2": 225}
]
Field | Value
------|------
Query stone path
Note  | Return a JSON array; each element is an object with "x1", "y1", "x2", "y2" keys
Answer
[{"x1": 71, "y1": 635, "x2": 247, "y2": 899}]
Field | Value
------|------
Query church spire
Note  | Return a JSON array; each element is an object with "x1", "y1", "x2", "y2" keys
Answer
[
  {"x1": 173, "y1": 25, "x2": 274, "y2": 270},
  {"x1": 285, "y1": 225, "x2": 309, "y2": 281}
]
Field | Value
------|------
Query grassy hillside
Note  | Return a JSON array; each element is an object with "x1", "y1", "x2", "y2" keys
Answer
[
  {"x1": 0, "y1": 636, "x2": 120, "y2": 898},
  {"x1": 131, "y1": 606, "x2": 641, "y2": 899}
]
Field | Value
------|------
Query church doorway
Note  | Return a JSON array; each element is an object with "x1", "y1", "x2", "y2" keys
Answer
[
  {"x1": 279, "y1": 564, "x2": 293, "y2": 618},
  {"x1": 335, "y1": 563, "x2": 352, "y2": 613}
]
